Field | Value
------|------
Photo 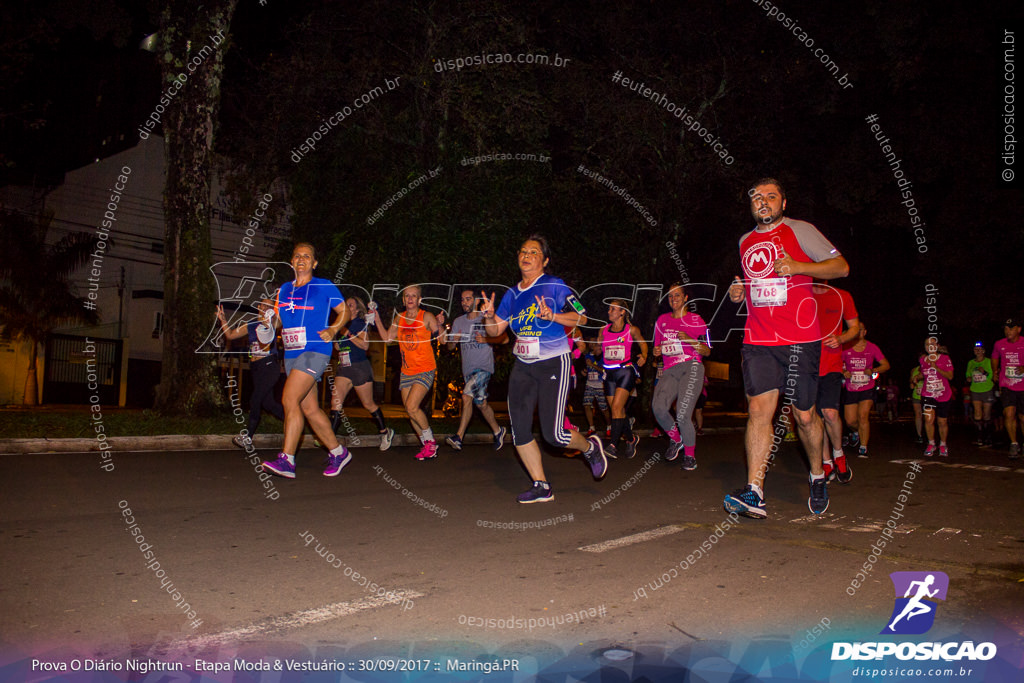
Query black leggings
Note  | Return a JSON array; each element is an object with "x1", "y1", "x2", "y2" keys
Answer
[
  {"x1": 508, "y1": 355, "x2": 573, "y2": 448},
  {"x1": 248, "y1": 359, "x2": 285, "y2": 436}
]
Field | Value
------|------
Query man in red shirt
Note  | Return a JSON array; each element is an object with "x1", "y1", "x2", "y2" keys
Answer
[
  {"x1": 724, "y1": 178, "x2": 849, "y2": 518},
  {"x1": 814, "y1": 283, "x2": 861, "y2": 483}
]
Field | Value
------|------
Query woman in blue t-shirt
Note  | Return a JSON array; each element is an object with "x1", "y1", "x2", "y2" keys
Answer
[{"x1": 480, "y1": 235, "x2": 609, "y2": 503}]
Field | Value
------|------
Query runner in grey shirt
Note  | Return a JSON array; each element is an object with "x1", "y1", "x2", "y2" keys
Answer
[{"x1": 441, "y1": 289, "x2": 508, "y2": 451}]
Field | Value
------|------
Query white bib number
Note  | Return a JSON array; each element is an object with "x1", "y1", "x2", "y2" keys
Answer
[
  {"x1": 605, "y1": 344, "x2": 626, "y2": 362},
  {"x1": 282, "y1": 327, "x2": 307, "y2": 351},
  {"x1": 972, "y1": 371, "x2": 987, "y2": 383},
  {"x1": 850, "y1": 371, "x2": 870, "y2": 388},
  {"x1": 249, "y1": 341, "x2": 269, "y2": 359},
  {"x1": 514, "y1": 337, "x2": 540, "y2": 360},
  {"x1": 1007, "y1": 366, "x2": 1023, "y2": 379},
  {"x1": 661, "y1": 340, "x2": 683, "y2": 356},
  {"x1": 750, "y1": 278, "x2": 788, "y2": 307},
  {"x1": 339, "y1": 350, "x2": 351, "y2": 367}
]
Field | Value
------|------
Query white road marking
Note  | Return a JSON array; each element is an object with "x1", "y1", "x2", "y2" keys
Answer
[
  {"x1": 578, "y1": 525, "x2": 686, "y2": 553},
  {"x1": 890, "y1": 458, "x2": 1024, "y2": 474},
  {"x1": 789, "y1": 514, "x2": 917, "y2": 534},
  {"x1": 165, "y1": 589, "x2": 424, "y2": 653}
]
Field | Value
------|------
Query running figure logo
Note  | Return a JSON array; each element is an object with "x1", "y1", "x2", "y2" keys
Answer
[{"x1": 881, "y1": 571, "x2": 949, "y2": 635}]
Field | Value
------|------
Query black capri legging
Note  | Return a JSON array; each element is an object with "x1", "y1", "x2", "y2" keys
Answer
[{"x1": 508, "y1": 354, "x2": 573, "y2": 448}]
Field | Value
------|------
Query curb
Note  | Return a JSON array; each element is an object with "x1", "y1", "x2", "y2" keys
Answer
[{"x1": 0, "y1": 427, "x2": 745, "y2": 455}]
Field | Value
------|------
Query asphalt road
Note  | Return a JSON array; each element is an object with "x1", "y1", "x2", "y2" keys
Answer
[{"x1": 1, "y1": 423, "x2": 1022, "y2": 680}]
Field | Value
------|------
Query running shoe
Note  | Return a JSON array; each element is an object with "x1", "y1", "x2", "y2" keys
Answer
[
  {"x1": 914, "y1": 434, "x2": 925, "y2": 444},
  {"x1": 650, "y1": 427, "x2": 663, "y2": 438},
  {"x1": 262, "y1": 452, "x2": 296, "y2": 479},
  {"x1": 493, "y1": 426, "x2": 506, "y2": 451},
  {"x1": 808, "y1": 477, "x2": 829, "y2": 514},
  {"x1": 605, "y1": 444, "x2": 619, "y2": 460},
  {"x1": 848, "y1": 431, "x2": 860, "y2": 447},
  {"x1": 605, "y1": 426, "x2": 611, "y2": 438},
  {"x1": 1010, "y1": 443, "x2": 1021, "y2": 459},
  {"x1": 681, "y1": 454, "x2": 697, "y2": 471},
  {"x1": 232, "y1": 434, "x2": 251, "y2": 449},
  {"x1": 973, "y1": 434, "x2": 985, "y2": 446},
  {"x1": 664, "y1": 439, "x2": 683, "y2": 462},
  {"x1": 415, "y1": 440, "x2": 439, "y2": 460},
  {"x1": 938, "y1": 443, "x2": 948, "y2": 457},
  {"x1": 586, "y1": 427, "x2": 596, "y2": 437},
  {"x1": 623, "y1": 433, "x2": 639, "y2": 459},
  {"x1": 823, "y1": 460, "x2": 835, "y2": 482},
  {"x1": 857, "y1": 445, "x2": 868, "y2": 459},
  {"x1": 379, "y1": 427, "x2": 395, "y2": 451},
  {"x1": 924, "y1": 442, "x2": 936, "y2": 457},
  {"x1": 323, "y1": 448, "x2": 352, "y2": 476},
  {"x1": 835, "y1": 456, "x2": 853, "y2": 484},
  {"x1": 583, "y1": 435, "x2": 608, "y2": 479},
  {"x1": 445, "y1": 434, "x2": 463, "y2": 451},
  {"x1": 517, "y1": 481, "x2": 554, "y2": 504},
  {"x1": 723, "y1": 485, "x2": 766, "y2": 519}
]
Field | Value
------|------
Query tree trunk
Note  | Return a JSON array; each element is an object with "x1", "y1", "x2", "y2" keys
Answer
[
  {"x1": 22, "y1": 338, "x2": 38, "y2": 406},
  {"x1": 153, "y1": 1, "x2": 238, "y2": 415}
]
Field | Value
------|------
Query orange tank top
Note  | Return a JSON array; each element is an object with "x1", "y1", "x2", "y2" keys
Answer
[{"x1": 397, "y1": 309, "x2": 436, "y2": 375}]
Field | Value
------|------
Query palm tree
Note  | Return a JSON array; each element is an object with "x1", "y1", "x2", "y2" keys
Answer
[{"x1": 0, "y1": 209, "x2": 99, "y2": 404}]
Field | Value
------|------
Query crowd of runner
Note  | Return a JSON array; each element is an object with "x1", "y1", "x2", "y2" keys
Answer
[{"x1": 213, "y1": 180, "x2": 1022, "y2": 515}]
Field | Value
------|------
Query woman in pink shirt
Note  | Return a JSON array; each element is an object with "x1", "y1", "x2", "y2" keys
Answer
[
  {"x1": 841, "y1": 325, "x2": 890, "y2": 458},
  {"x1": 920, "y1": 336, "x2": 955, "y2": 457}
]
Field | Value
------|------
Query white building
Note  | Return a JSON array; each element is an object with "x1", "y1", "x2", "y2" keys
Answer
[{"x1": 0, "y1": 136, "x2": 292, "y2": 405}]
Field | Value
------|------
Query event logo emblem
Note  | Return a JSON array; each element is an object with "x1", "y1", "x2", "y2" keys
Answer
[
  {"x1": 881, "y1": 571, "x2": 948, "y2": 635},
  {"x1": 742, "y1": 244, "x2": 777, "y2": 279}
]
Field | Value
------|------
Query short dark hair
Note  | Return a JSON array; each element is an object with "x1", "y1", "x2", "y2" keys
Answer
[
  {"x1": 748, "y1": 177, "x2": 786, "y2": 202},
  {"x1": 523, "y1": 234, "x2": 551, "y2": 272}
]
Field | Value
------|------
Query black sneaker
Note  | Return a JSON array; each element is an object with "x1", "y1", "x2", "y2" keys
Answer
[
  {"x1": 723, "y1": 485, "x2": 766, "y2": 519},
  {"x1": 445, "y1": 434, "x2": 463, "y2": 451},
  {"x1": 808, "y1": 476, "x2": 829, "y2": 514},
  {"x1": 605, "y1": 444, "x2": 619, "y2": 460},
  {"x1": 664, "y1": 440, "x2": 683, "y2": 462},
  {"x1": 582, "y1": 435, "x2": 608, "y2": 480},
  {"x1": 848, "y1": 431, "x2": 860, "y2": 448},
  {"x1": 681, "y1": 454, "x2": 697, "y2": 471},
  {"x1": 517, "y1": 481, "x2": 554, "y2": 504},
  {"x1": 623, "y1": 433, "x2": 639, "y2": 459}
]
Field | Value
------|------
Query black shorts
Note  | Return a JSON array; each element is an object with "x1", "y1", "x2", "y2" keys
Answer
[
  {"x1": 603, "y1": 365, "x2": 638, "y2": 396},
  {"x1": 922, "y1": 397, "x2": 951, "y2": 418},
  {"x1": 816, "y1": 372, "x2": 844, "y2": 414},
  {"x1": 336, "y1": 359, "x2": 374, "y2": 386},
  {"x1": 741, "y1": 342, "x2": 821, "y2": 412},
  {"x1": 1002, "y1": 387, "x2": 1024, "y2": 412},
  {"x1": 844, "y1": 387, "x2": 876, "y2": 406}
]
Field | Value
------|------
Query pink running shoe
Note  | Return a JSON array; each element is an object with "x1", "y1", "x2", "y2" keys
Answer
[
  {"x1": 650, "y1": 427, "x2": 663, "y2": 438},
  {"x1": 415, "y1": 440, "x2": 439, "y2": 460}
]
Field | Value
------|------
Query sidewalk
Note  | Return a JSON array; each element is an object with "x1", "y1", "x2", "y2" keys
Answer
[{"x1": 0, "y1": 405, "x2": 747, "y2": 455}]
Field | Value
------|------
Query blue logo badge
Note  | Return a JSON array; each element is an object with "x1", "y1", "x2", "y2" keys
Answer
[{"x1": 881, "y1": 571, "x2": 949, "y2": 635}]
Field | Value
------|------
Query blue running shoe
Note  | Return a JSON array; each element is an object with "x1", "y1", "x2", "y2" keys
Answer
[
  {"x1": 445, "y1": 434, "x2": 463, "y2": 451},
  {"x1": 582, "y1": 435, "x2": 608, "y2": 480},
  {"x1": 262, "y1": 452, "x2": 296, "y2": 479},
  {"x1": 808, "y1": 476, "x2": 829, "y2": 514},
  {"x1": 323, "y1": 448, "x2": 352, "y2": 477},
  {"x1": 724, "y1": 485, "x2": 766, "y2": 519},
  {"x1": 493, "y1": 426, "x2": 506, "y2": 451}
]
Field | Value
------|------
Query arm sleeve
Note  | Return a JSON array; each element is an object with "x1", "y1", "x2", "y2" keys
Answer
[{"x1": 791, "y1": 220, "x2": 841, "y2": 263}]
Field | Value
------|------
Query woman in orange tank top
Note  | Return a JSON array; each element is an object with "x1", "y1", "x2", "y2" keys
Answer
[{"x1": 373, "y1": 284, "x2": 443, "y2": 460}]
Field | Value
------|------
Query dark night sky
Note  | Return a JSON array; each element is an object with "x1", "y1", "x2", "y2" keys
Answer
[{"x1": 3, "y1": 0, "x2": 1022, "y2": 382}]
